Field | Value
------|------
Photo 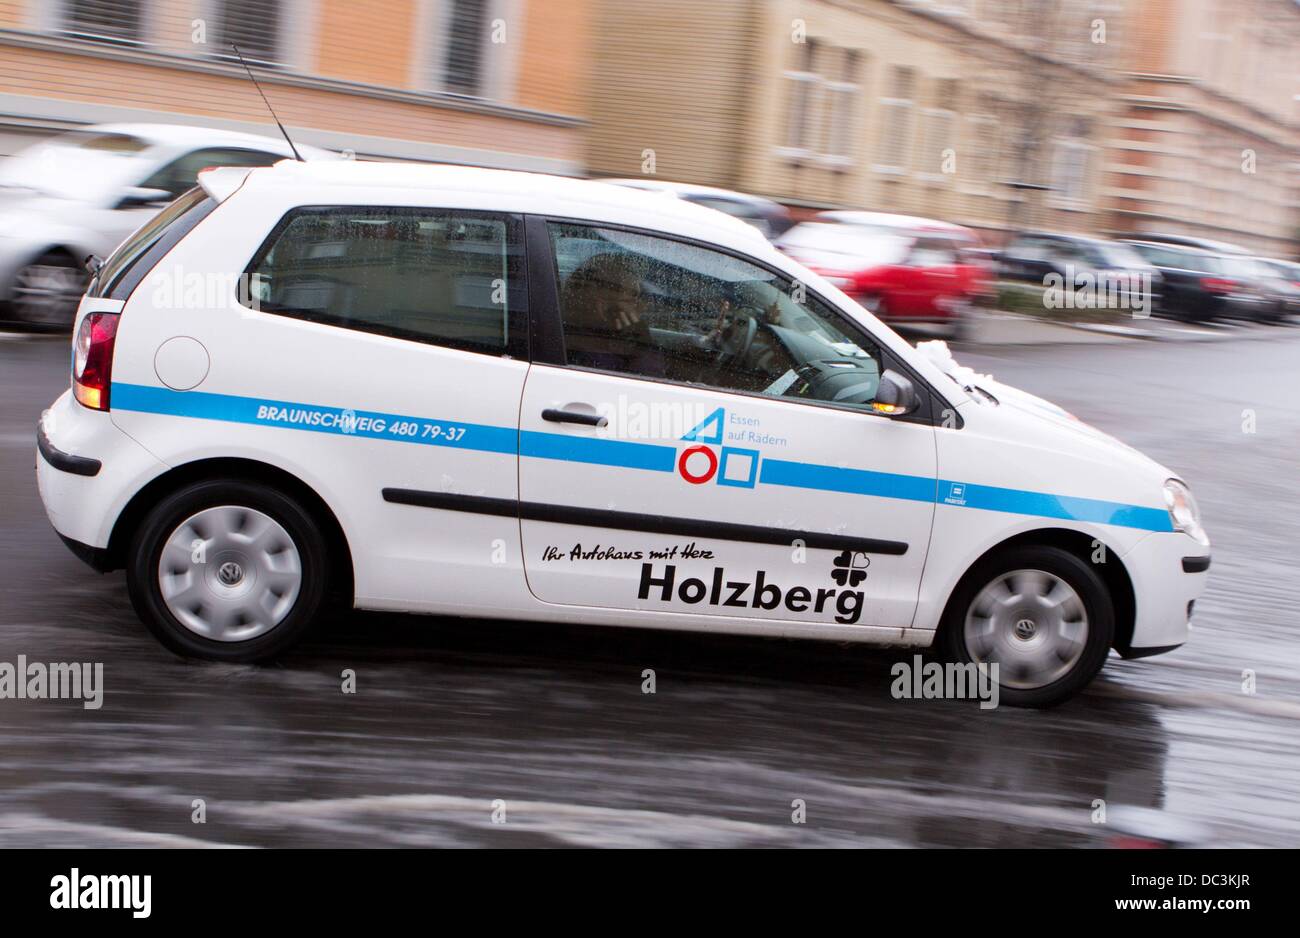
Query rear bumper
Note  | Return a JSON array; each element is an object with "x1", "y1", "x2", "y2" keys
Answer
[
  {"x1": 36, "y1": 390, "x2": 168, "y2": 557},
  {"x1": 37, "y1": 420, "x2": 101, "y2": 476}
]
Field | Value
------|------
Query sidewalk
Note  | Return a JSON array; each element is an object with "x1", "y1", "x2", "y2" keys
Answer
[{"x1": 920, "y1": 312, "x2": 1294, "y2": 347}]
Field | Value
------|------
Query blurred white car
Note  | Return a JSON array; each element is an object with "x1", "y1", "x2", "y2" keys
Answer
[
  {"x1": 0, "y1": 123, "x2": 332, "y2": 327},
  {"x1": 601, "y1": 178, "x2": 794, "y2": 239}
]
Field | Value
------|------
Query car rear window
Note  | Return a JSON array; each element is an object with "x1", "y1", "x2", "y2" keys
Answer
[
  {"x1": 92, "y1": 187, "x2": 216, "y2": 300},
  {"x1": 242, "y1": 206, "x2": 528, "y2": 359}
]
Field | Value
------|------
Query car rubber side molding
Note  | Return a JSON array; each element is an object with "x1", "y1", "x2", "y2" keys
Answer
[
  {"x1": 382, "y1": 487, "x2": 909, "y2": 555},
  {"x1": 37, "y1": 421, "x2": 101, "y2": 476},
  {"x1": 1181, "y1": 555, "x2": 1211, "y2": 573}
]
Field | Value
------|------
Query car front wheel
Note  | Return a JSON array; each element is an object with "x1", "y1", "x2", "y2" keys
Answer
[
  {"x1": 127, "y1": 480, "x2": 329, "y2": 662},
  {"x1": 940, "y1": 545, "x2": 1114, "y2": 708}
]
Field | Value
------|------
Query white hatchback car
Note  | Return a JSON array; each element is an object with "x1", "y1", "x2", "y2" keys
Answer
[{"x1": 36, "y1": 161, "x2": 1210, "y2": 706}]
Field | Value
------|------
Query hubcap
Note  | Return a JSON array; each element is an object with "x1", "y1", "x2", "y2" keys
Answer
[
  {"x1": 158, "y1": 505, "x2": 302, "y2": 642},
  {"x1": 963, "y1": 569, "x2": 1088, "y2": 690},
  {"x1": 13, "y1": 262, "x2": 84, "y2": 325}
]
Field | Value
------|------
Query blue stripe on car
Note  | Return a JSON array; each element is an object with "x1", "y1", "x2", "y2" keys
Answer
[{"x1": 110, "y1": 382, "x2": 1173, "y2": 532}]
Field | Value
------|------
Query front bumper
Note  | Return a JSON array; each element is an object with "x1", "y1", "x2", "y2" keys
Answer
[{"x1": 1117, "y1": 530, "x2": 1211, "y2": 657}]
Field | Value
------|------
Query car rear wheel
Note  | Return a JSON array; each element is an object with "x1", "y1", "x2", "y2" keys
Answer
[
  {"x1": 12, "y1": 251, "x2": 86, "y2": 329},
  {"x1": 940, "y1": 545, "x2": 1114, "y2": 708},
  {"x1": 127, "y1": 480, "x2": 329, "y2": 662}
]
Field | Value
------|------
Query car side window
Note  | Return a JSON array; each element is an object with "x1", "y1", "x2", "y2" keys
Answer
[
  {"x1": 245, "y1": 207, "x2": 527, "y2": 358},
  {"x1": 548, "y1": 222, "x2": 885, "y2": 412},
  {"x1": 908, "y1": 237, "x2": 957, "y2": 267},
  {"x1": 1007, "y1": 237, "x2": 1048, "y2": 260},
  {"x1": 141, "y1": 147, "x2": 282, "y2": 199}
]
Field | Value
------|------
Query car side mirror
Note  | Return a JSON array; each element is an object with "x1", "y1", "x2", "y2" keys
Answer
[
  {"x1": 873, "y1": 369, "x2": 920, "y2": 417},
  {"x1": 115, "y1": 187, "x2": 172, "y2": 210}
]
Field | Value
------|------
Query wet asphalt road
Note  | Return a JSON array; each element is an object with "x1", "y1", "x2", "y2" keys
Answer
[{"x1": 1, "y1": 328, "x2": 1297, "y2": 848}]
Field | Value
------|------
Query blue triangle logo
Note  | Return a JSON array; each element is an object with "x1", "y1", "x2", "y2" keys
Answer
[{"x1": 681, "y1": 407, "x2": 724, "y2": 444}]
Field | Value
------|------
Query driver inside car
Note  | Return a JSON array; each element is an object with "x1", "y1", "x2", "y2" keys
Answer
[{"x1": 561, "y1": 253, "x2": 667, "y2": 378}]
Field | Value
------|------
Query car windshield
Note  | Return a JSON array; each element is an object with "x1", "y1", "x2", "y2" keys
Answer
[
  {"x1": 0, "y1": 131, "x2": 153, "y2": 201},
  {"x1": 1095, "y1": 241, "x2": 1151, "y2": 269}
]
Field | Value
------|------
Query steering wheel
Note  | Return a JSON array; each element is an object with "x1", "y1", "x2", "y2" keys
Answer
[{"x1": 716, "y1": 310, "x2": 759, "y2": 366}]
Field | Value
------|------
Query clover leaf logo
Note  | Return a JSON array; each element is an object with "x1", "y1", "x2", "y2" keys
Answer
[{"x1": 831, "y1": 550, "x2": 869, "y2": 587}]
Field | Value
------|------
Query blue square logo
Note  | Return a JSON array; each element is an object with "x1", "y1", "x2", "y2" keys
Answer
[{"x1": 717, "y1": 447, "x2": 760, "y2": 488}]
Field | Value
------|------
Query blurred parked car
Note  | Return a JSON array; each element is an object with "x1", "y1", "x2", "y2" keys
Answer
[
  {"x1": 600, "y1": 178, "x2": 794, "y2": 239},
  {"x1": 1126, "y1": 233, "x2": 1297, "y2": 321},
  {"x1": 1243, "y1": 256, "x2": 1300, "y2": 320},
  {"x1": 775, "y1": 211, "x2": 991, "y2": 338},
  {"x1": 0, "y1": 123, "x2": 332, "y2": 328},
  {"x1": 997, "y1": 232, "x2": 1160, "y2": 314},
  {"x1": 1207, "y1": 254, "x2": 1299, "y2": 322},
  {"x1": 1257, "y1": 257, "x2": 1300, "y2": 288},
  {"x1": 1120, "y1": 240, "x2": 1270, "y2": 323}
]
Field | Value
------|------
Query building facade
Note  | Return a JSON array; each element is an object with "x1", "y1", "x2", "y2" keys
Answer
[
  {"x1": 587, "y1": 0, "x2": 1298, "y2": 254},
  {"x1": 587, "y1": 0, "x2": 1127, "y2": 240},
  {"x1": 0, "y1": 0, "x2": 590, "y2": 173},
  {"x1": 1106, "y1": 0, "x2": 1300, "y2": 255}
]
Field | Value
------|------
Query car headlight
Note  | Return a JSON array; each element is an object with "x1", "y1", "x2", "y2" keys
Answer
[{"x1": 1163, "y1": 479, "x2": 1206, "y2": 543}]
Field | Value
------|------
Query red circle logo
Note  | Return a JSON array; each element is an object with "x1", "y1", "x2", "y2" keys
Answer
[{"x1": 677, "y1": 445, "x2": 718, "y2": 484}]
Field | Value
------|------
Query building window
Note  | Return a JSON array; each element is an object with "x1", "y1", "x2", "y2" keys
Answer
[
  {"x1": 916, "y1": 79, "x2": 958, "y2": 179},
  {"x1": 441, "y1": 0, "x2": 490, "y2": 96},
  {"x1": 778, "y1": 42, "x2": 860, "y2": 165},
  {"x1": 962, "y1": 110, "x2": 1000, "y2": 193},
  {"x1": 210, "y1": 0, "x2": 283, "y2": 66},
  {"x1": 62, "y1": 0, "x2": 143, "y2": 44},
  {"x1": 822, "y1": 50, "x2": 860, "y2": 162},
  {"x1": 781, "y1": 39, "x2": 822, "y2": 154},
  {"x1": 1050, "y1": 122, "x2": 1096, "y2": 206},
  {"x1": 874, "y1": 66, "x2": 915, "y2": 173}
]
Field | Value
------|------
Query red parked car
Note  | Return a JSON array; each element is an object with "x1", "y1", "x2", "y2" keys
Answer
[{"x1": 775, "y1": 211, "x2": 991, "y2": 338}]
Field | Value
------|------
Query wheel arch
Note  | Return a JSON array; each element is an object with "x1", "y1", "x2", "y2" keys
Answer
[
  {"x1": 106, "y1": 456, "x2": 355, "y2": 603},
  {"x1": 936, "y1": 527, "x2": 1136, "y2": 653}
]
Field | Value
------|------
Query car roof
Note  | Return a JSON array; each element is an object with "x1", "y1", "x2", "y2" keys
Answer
[
  {"x1": 238, "y1": 160, "x2": 772, "y2": 253},
  {"x1": 819, "y1": 211, "x2": 974, "y2": 236},
  {"x1": 1122, "y1": 239, "x2": 1219, "y2": 256},
  {"x1": 1131, "y1": 232, "x2": 1248, "y2": 254},
  {"x1": 600, "y1": 177, "x2": 779, "y2": 206},
  {"x1": 81, "y1": 122, "x2": 323, "y2": 157},
  {"x1": 1012, "y1": 231, "x2": 1112, "y2": 245}
]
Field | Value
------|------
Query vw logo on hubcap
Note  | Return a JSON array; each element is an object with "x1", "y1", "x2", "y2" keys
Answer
[
  {"x1": 217, "y1": 561, "x2": 245, "y2": 587},
  {"x1": 1013, "y1": 618, "x2": 1037, "y2": 640}
]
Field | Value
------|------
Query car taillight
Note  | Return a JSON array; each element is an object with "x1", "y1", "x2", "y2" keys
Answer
[
  {"x1": 1199, "y1": 277, "x2": 1238, "y2": 293},
  {"x1": 73, "y1": 312, "x2": 119, "y2": 411}
]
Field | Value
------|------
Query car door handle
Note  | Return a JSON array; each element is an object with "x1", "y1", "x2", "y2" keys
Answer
[{"x1": 542, "y1": 408, "x2": 608, "y2": 428}]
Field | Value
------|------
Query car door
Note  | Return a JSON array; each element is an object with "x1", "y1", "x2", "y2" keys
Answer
[
  {"x1": 907, "y1": 237, "x2": 960, "y2": 317},
  {"x1": 516, "y1": 219, "x2": 940, "y2": 634}
]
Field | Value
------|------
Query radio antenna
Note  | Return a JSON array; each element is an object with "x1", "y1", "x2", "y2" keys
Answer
[{"x1": 231, "y1": 43, "x2": 304, "y2": 161}]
